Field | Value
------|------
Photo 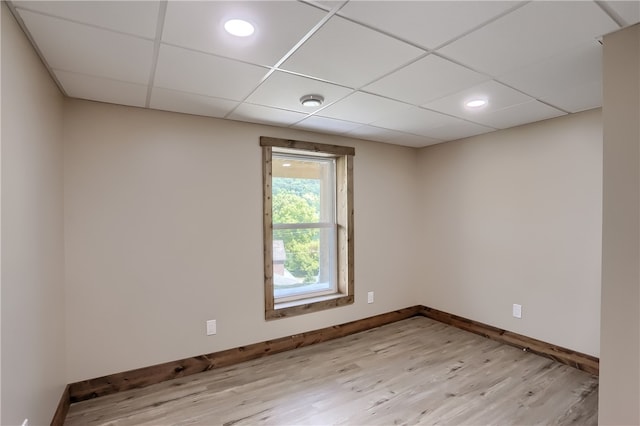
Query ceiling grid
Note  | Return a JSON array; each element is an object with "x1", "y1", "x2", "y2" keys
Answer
[{"x1": 7, "y1": 0, "x2": 638, "y2": 147}]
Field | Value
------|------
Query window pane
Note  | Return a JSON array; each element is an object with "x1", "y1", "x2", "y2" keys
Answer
[
  {"x1": 272, "y1": 156, "x2": 335, "y2": 225},
  {"x1": 273, "y1": 227, "x2": 336, "y2": 299}
]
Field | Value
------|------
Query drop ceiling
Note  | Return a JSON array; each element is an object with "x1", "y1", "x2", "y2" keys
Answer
[{"x1": 7, "y1": 1, "x2": 639, "y2": 147}]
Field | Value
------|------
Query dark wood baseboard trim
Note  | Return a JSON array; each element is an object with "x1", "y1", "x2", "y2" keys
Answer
[
  {"x1": 68, "y1": 305, "x2": 422, "y2": 403},
  {"x1": 418, "y1": 305, "x2": 599, "y2": 376},
  {"x1": 50, "y1": 384, "x2": 70, "y2": 426},
  {"x1": 60, "y1": 303, "x2": 599, "y2": 424}
]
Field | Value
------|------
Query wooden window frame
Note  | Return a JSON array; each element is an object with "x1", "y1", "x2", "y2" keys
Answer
[{"x1": 261, "y1": 137, "x2": 354, "y2": 320}]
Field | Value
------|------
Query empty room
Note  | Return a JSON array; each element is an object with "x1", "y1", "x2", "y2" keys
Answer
[{"x1": 1, "y1": 1, "x2": 639, "y2": 425}]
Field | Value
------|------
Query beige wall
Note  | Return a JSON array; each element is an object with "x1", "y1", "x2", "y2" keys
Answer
[
  {"x1": 1, "y1": 5, "x2": 4, "y2": 421},
  {"x1": 63, "y1": 99, "x2": 420, "y2": 382},
  {"x1": 63, "y1": 98, "x2": 605, "y2": 382},
  {"x1": 2, "y1": 1, "x2": 613, "y2": 419},
  {"x1": 599, "y1": 23, "x2": 640, "y2": 426},
  {"x1": 416, "y1": 109, "x2": 603, "y2": 357},
  {"x1": 1, "y1": 4, "x2": 66, "y2": 426}
]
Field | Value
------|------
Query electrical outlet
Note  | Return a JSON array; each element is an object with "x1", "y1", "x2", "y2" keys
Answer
[
  {"x1": 367, "y1": 291, "x2": 374, "y2": 304},
  {"x1": 513, "y1": 304, "x2": 522, "y2": 319},
  {"x1": 206, "y1": 319, "x2": 217, "y2": 335}
]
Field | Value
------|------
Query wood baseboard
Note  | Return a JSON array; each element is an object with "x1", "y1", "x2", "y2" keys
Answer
[
  {"x1": 418, "y1": 306, "x2": 599, "y2": 376},
  {"x1": 50, "y1": 384, "x2": 70, "y2": 426},
  {"x1": 60, "y1": 303, "x2": 599, "y2": 423},
  {"x1": 68, "y1": 305, "x2": 422, "y2": 403}
]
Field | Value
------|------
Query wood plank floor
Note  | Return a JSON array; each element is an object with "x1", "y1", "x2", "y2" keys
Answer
[{"x1": 65, "y1": 317, "x2": 598, "y2": 425}]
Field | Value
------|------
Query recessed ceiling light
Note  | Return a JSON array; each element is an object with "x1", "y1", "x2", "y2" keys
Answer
[
  {"x1": 300, "y1": 94, "x2": 324, "y2": 107},
  {"x1": 224, "y1": 19, "x2": 255, "y2": 37},
  {"x1": 282, "y1": 163, "x2": 292, "y2": 167},
  {"x1": 465, "y1": 98, "x2": 488, "y2": 108}
]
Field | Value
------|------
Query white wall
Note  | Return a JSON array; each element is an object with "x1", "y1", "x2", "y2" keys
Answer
[
  {"x1": 416, "y1": 109, "x2": 603, "y2": 356},
  {"x1": 599, "y1": 23, "x2": 640, "y2": 426},
  {"x1": 1, "y1": 4, "x2": 66, "y2": 425},
  {"x1": 63, "y1": 99, "x2": 420, "y2": 382}
]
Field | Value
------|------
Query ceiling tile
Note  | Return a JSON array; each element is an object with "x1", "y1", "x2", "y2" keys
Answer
[
  {"x1": 476, "y1": 101, "x2": 566, "y2": 129},
  {"x1": 423, "y1": 81, "x2": 532, "y2": 123},
  {"x1": 317, "y1": 92, "x2": 412, "y2": 124},
  {"x1": 292, "y1": 116, "x2": 362, "y2": 134},
  {"x1": 422, "y1": 119, "x2": 495, "y2": 141},
  {"x1": 499, "y1": 41, "x2": 602, "y2": 113},
  {"x1": 154, "y1": 44, "x2": 268, "y2": 101},
  {"x1": 346, "y1": 125, "x2": 441, "y2": 148},
  {"x1": 55, "y1": 70, "x2": 148, "y2": 108},
  {"x1": 281, "y1": 16, "x2": 424, "y2": 88},
  {"x1": 369, "y1": 106, "x2": 495, "y2": 142},
  {"x1": 246, "y1": 71, "x2": 352, "y2": 114},
  {"x1": 17, "y1": 9, "x2": 154, "y2": 84},
  {"x1": 602, "y1": 1, "x2": 640, "y2": 26},
  {"x1": 364, "y1": 55, "x2": 489, "y2": 105},
  {"x1": 150, "y1": 88, "x2": 239, "y2": 118},
  {"x1": 542, "y1": 81, "x2": 602, "y2": 114},
  {"x1": 228, "y1": 104, "x2": 308, "y2": 127},
  {"x1": 12, "y1": 0, "x2": 620, "y2": 148},
  {"x1": 371, "y1": 106, "x2": 462, "y2": 137},
  {"x1": 438, "y1": 1, "x2": 618, "y2": 76},
  {"x1": 338, "y1": 1, "x2": 522, "y2": 49},
  {"x1": 14, "y1": 1, "x2": 160, "y2": 38},
  {"x1": 162, "y1": 1, "x2": 326, "y2": 67}
]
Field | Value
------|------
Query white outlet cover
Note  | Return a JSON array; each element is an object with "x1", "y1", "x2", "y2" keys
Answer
[
  {"x1": 367, "y1": 291, "x2": 374, "y2": 304},
  {"x1": 513, "y1": 304, "x2": 522, "y2": 319},
  {"x1": 206, "y1": 319, "x2": 217, "y2": 335}
]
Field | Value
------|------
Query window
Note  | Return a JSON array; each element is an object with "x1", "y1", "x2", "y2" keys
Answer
[{"x1": 261, "y1": 137, "x2": 354, "y2": 319}]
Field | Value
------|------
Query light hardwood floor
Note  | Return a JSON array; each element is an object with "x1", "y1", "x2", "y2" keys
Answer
[{"x1": 65, "y1": 317, "x2": 598, "y2": 425}]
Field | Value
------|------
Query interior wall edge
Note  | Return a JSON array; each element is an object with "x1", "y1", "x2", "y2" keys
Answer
[{"x1": 1, "y1": 2, "x2": 67, "y2": 425}]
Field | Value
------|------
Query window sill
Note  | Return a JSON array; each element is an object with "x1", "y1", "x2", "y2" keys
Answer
[{"x1": 267, "y1": 293, "x2": 354, "y2": 320}]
